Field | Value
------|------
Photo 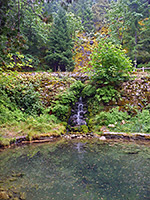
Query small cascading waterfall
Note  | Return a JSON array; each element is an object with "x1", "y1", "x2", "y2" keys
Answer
[
  {"x1": 76, "y1": 97, "x2": 86, "y2": 126},
  {"x1": 68, "y1": 96, "x2": 87, "y2": 127}
]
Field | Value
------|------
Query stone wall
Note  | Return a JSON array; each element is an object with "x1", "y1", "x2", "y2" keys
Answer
[{"x1": 118, "y1": 77, "x2": 150, "y2": 110}]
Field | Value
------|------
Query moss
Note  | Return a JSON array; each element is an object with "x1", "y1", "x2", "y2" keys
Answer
[
  {"x1": 0, "y1": 137, "x2": 10, "y2": 147},
  {"x1": 80, "y1": 125, "x2": 89, "y2": 134}
]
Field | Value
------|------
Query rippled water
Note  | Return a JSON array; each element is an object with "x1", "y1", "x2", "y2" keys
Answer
[{"x1": 0, "y1": 139, "x2": 150, "y2": 200}]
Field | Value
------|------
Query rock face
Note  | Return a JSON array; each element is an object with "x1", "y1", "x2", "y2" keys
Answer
[
  {"x1": 118, "y1": 77, "x2": 150, "y2": 109},
  {"x1": 104, "y1": 77, "x2": 150, "y2": 111}
]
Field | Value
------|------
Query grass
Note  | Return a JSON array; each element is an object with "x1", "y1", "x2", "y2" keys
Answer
[{"x1": 0, "y1": 114, "x2": 66, "y2": 147}]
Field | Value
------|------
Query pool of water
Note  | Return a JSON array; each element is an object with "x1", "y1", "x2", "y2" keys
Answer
[{"x1": 0, "y1": 139, "x2": 150, "y2": 200}]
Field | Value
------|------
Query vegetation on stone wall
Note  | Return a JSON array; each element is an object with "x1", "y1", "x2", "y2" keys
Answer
[{"x1": 0, "y1": 0, "x2": 150, "y2": 146}]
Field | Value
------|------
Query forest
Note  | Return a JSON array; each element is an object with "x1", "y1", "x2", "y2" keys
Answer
[{"x1": 0, "y1": 0, "x2": 150, "y2": 146}]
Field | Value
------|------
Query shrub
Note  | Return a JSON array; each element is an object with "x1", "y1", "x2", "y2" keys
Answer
[
  {"x1": 52, "y1": 104, "x2": 70, "y2": 121},
  {"x1": 70, "y1": 80, "x2": 84, "y2": 95},
  {"x1": 95, "y1": 85, "x2": 120, "y2": 103},
  {"x1": 90, "y1": 39, "x2": 133, "y2": 85},
  {"x1": 95, "y1": 107, "x2": 130, "y2": 126},
  {"x1": 82, "y1": 84, "x2": 96, "y2": 97}
]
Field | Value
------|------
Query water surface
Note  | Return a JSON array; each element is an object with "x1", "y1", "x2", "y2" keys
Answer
[{"x1": 0, "y1": 139, "x2": 150, "y2": 200}]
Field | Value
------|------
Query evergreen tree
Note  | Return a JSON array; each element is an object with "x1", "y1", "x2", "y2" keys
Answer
[
  {"x1": 70, "y1": 0, "x2": 94, "y2": 33},
  {"x1": 107, "y1": 0, "x2": 149, "y2": 67},
  {"x1": 138, "y1": 17, "x2": 150, "y2": 66},
  {"x1": 92, "y1": 0, "x2": 109, "y2": 31},
  {"x1": 45, "y1": 7, "x2": 74, "y2": 71}
]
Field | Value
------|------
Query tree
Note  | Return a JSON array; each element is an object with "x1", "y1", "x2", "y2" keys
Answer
[
  {"x1": 92, "y1": 0, "x2": 109, "y2": 31},
  {"x1": 45, "y1": 7, "x2": 74, "y2": 71},
  {"x1": 69, "y1": 0, "x2": 94, "y2": 33},
  {"x1": 138, "y1": 17, "x2": 150, "y2": 66},
  {"x1": 107, "y1": 0, "x2": 149, "y2": 68}
]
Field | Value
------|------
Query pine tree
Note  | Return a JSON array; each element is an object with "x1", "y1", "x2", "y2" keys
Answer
[
  {"x1": 70, "y1": 0, "x2": 94, "y2": 33},
  {"x1": 107, "y1": 0, "x2": 149, "y2": 68},
  {"x1": 45, "y1": 7, "x2": 74, "y2": 71}
]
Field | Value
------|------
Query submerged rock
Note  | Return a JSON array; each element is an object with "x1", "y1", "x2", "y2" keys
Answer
[{"x1": 0, "y1": 191, "x2": 9, "y2": 200}]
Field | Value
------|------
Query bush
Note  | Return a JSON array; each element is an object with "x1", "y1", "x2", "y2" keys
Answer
[
  {"x1": 95, "y1": 85, "x2": 120, "y2": 103},
  {"x1": 95, "y1": 107, "x2": 130, "y2": 126},
  {"x1": 60, "y1": 91, "x2": 77, "y2": 105},
  {"x1": 82, "y1": 84, "x2": 96, "y2": 97},
  {"x1": 52, "y1": 104, "x2": 70, "y2": 121},
  {"x1": 0, "y1": 89, "x2": 27, "y2": 124},
  {"x1": 93, "y1": 108, "x2": 150, "y2": 133},
  {"x1": 90, "y1": 39, "x2": 133, "y2": 85},
  {"x1": 3, "y1": 83, "x2": 44, "y2": 115},
  {"x1": 70, "y1": 80, "x2": 84, "y2": 96}
]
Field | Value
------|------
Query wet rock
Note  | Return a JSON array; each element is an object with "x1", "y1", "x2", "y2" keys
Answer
[
  {"x1": 71, "y1": 134, "x2": 77, "y2": 138},
  {"x1": 108, "y1": 124, "x2": 115, "y2": 128},
  {"x1": 99, "y1": 136, "x2": 106, "y2": 140},
  {"x1": 13, "y1": 197, "x2": 19, "y2": 200},
  {"x1": 121, "y1": 120, "x2": 126, "y2": 125},
  {"x1": 0, "y1": 191, "x2": 9, "y2": 200}
]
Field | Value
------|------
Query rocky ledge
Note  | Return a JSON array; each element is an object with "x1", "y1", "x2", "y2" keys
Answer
[{"x1": 1, "y1": 132, "x2": 150, "y2": 149}]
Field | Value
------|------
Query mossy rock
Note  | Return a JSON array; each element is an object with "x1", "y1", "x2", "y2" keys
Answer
[{"x1": 80, "y1": 125, "x2": 89, "y2": 134}]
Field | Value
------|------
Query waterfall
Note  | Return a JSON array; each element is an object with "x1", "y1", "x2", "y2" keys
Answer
[
  {"x1": 76, "y1": 97, "x2": 86, "y2": 126},
  {"x1": 68, "y1": 96, "x2": 87, "y2": 127}
]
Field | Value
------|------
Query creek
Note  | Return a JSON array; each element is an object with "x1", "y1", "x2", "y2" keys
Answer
[{"x1": 0, "y1": 139, "x2": 150, "y2": 200}]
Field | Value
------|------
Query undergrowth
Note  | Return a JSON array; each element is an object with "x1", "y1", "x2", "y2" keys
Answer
[{"x1": 92, "y1": 107, "x2": 150, "y2": 133}]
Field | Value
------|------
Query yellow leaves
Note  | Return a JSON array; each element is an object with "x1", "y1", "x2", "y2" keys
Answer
[
  {"x1": 138, "y1": 20, "x2": 145, "y2": 26},
  {"x1": 73, "y1": 32, "x2": 100, "y2": 72},
  {"x1": 138, "y1": 18, "x2": 149, "y2": 26},
  {"x1": 5, "y1": 52, "x2": 33, "y2": 70}
]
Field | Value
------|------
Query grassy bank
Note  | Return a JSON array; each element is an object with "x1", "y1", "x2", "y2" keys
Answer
[{"x1": 0, "y1": 72, "x2": 150, "y2": 147}]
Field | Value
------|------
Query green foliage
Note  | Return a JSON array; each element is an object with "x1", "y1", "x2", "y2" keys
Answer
[
  {"x1": 95, "y1": 107, "x2": 130, "y2": 126},
  {"x1": 0, "y1": 88, "x2": 27, "y2": 124},
  {"x1": 80, "y1": 124, "x2": 89, "y2": 133},
  {"x1": 66, "y1": 12, "x2": 83, "y2": 38},
  {"x1": 107, "y1": 0, "x2": 150, "y2": 67},
  {"x1": 45, "y1": 7, "x2": 74, "y2": 72},
  {"x1": 0, "y1": 104, "x2": 26, "y2": 125},
  {"x1": 91, "y1": 39, "x2": 133, "y2": 84},
  {"x1": 82, "y1": 84, "x2": 96, "y2": 97},
  {"x1": 0, "y1": 73, "x2": 44, "y2": 116},
  {"x1": 1, "y1": 52, "x2": 33, "y2": 71},
  {"x1": 60, "y1": 91, "x2": 77, "y2": 104},
  {"x1": 95, "y1": 86, "x2": 120, "y2": 103},
  {"x1": 70, "y1": 80, "x2": 84, "y2": 94},
  {"x1": 69, "y1": 0, "x2": 94, "y2": 33},
  {"x1": 52, "y1": 104, "x2": 69, "y2": 121},
  {"x1": 93, "y1": 107, "x2": 150, "y2": 133},
  {"x1": 6, "y1": 83, "x2": 44, "y2": 115},
  {"x1": 51, "y1": 80, "x2": 84, "y2": 120}
]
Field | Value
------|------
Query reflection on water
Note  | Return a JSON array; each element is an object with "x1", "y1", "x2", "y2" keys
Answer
[{"x1": 0, "y1": 139, "x2": 150, "y2": 200}]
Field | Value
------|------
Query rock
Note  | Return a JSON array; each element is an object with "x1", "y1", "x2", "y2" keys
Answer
[
  {"x1": 20, "y1": 192, "x2": 26, "y2": 200},
  {"x1": 0, "y1": 191, "x2": 9, "y2": 200},
  {"x1": 8, "y1": 191, "x2": 13, "y2": 198},
  {"x1": 13, "y1": 197, "x2": 19, "y2": 200},
  {"x1": 121, "y1": 120, "x2": 126, "y2": 125},
  {"x1": 108, "y1": 124, "x2": 115, "y2": 128},
  {"x1": 99, "y1": 136, "x2": 106, "y2": 141},
  {"x1": 100, "y1": 126, "x2": 109, "y2": 132}
]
